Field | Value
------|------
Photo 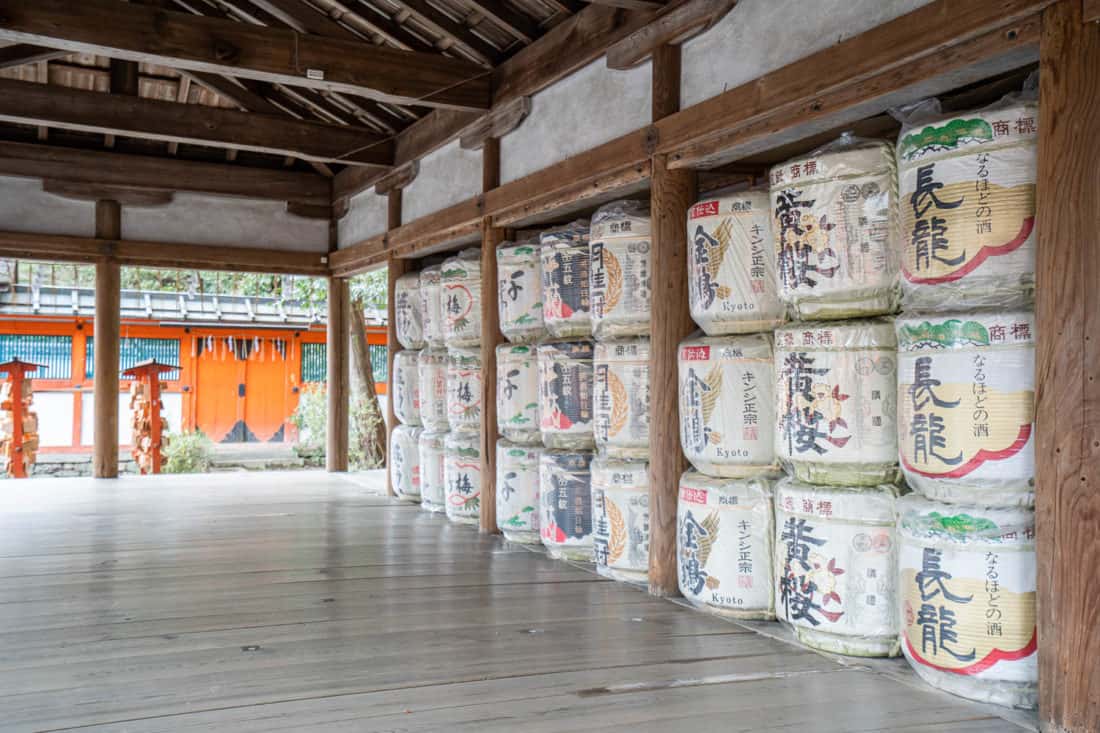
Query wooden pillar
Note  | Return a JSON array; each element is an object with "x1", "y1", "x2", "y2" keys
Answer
[
  {"x1": 1035, "y1": 2, "x2": 1100, "y2": 730},
  {"x1": 647, "y1": 45, "x2": 695, "y2": 597},
  {"x1": 92, "y1": 200, "x2": 121, "y2": 479},
  {"x1": 326, "y1": 276, "x2": 350, "y2": 472},
  {"x1": 480, "y1": 137, "x2": 505, "y2": 534},
  {"x1": 384, "y1": 189, "x2": 407, "y2": 497}
]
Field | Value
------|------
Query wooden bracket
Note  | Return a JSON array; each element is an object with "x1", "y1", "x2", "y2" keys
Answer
[
  {"x1": 374, "y1": 161, "x2": 420, "y2": 195},
  {"x1": 42, "y1": 180, "x2": 174, "y2": 207},
  {"x1": 459, "y1": 97, "x2": 533, "y2": 150},
  {"x1": 607, "y1": 0, "x2": 737, "y2": 70}
]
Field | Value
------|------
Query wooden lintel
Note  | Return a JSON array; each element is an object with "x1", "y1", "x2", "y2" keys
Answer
[
  {"x1": 459, "y1": 97, "x2": 532, "y2": 150},
  {"x1": 0, "y1": 0, "x2": 491, "y2": 111},
  {"x1": 607, "y1": 0, "x2": 737, "y2": 70},
  {"x1": 0, "y1": 231, "x2": 329, "y2": 275},
  {"x1": 0, "y1": 141, "x2": 332, "y2": 207},
  {"x1": 0, "y1": 78, "x2": 394, "y2": 167},
  {"x1": 285, "y1": 202, "x2": 335, "y2": 220},
  {"x1": 42, "y1": 179, "x2": 175, "y2": 207},
  {"x1": 373, "y1": 161, "x2": 420, "y2": 195}
]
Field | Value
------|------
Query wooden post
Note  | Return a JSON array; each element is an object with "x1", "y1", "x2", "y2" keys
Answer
[
  {"x1": 1035, "y1": 2, "x2": 1100, "y2": 730},
  {"x1": 647, "y1": 45, "x2": 695, "y2": 597},
  {"x1": 480, "y1": 136, "x2": 505, "y2": 534},
  {"x1": 326, "y1": 276, "x2": 350, "y2": 472},
  {"x1": 93, "y1": 199, "x2": 121, "y2": 479},
  {"x1": 385, "y1": 189, "x2": 407, "y2": 497}
]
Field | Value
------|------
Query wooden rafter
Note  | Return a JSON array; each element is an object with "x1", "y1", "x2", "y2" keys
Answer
[
  {"x1": 0, "y1": 43, "x2": 65, "y2": 69},
  {"x1": 0, "y1": 0, "x2": 492, "y2": 111},
  {"x1": 584, "y1": 0, "x2": 666, "y2": 11},
  {"x1": 464, "y1": 0, "x2": 542, "y2": 42},
  {"x1": 385, "y1": 0, "x2": 502, "y2": 65}
]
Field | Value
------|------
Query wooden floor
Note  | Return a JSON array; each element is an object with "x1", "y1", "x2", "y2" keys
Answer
[{"x1": 0, "y1": 471, "x2": 1033, "y2": 732}]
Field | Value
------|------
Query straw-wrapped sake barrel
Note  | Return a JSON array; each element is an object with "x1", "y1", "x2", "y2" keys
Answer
[
  {"x1": 539, "y1": 450, "x2": 594, "y2": 561},
  {"x1": 418, "y1": 430, "x2": 447, "y2": 513},
  {"x1": 592, "y1": 457, "x2": 649, "y2": 585},
  {"x1": 775, "y1": 479, "x2": 900, "y2": 656},
  {"x1": 417, "y1": 348, "x2": 449, "y2": 431},
  {"x1": 497, "y1": 240, "x2": 546, "y2": 343},
  {"x1": 441, "y1": 249, "x2": 482, "y2": 348},
  {"x1": 394, "y1": 272, "x2": 425, "y2": 349},
  {"x1": 770, "y1": 136, "x2": 899, "y2": 319},
  {"x1": 774, "y1": 320, "x2": 898, "y2": 486},
  {"x1": 677, "y1": 471, "x2": 775, "y2": 620},
  {"x1": 419, "y1": 266, "x2": 445, "y2": 347},
  {"x1": 678, "y1": 334, "x2": 777, "y2": 477},
  {"x1": 537, "y1": 340, "x2": 594, "y2": 449},
  {"x1": 446, "y1": 347, "x2": 482, "y2": 433},
  {"x1": 898, "y1": 496, "x2": 1037, "y2": 708},
  {"x1": 589, "y1": 200, "x2": 651, "y2": 340},
  {"x1": 897, "y1": 100, "x2": 1037, "y2": 310},
  {"x1": 687, "y1": 189, "x2": 786, "y2": 335},
  {"x1": 390, "y1": 424, "x2": 422, "y2": 501},
  {"x1": 540, "y1": 221, "x2": 591, "y2": 338},
  {"x1": 496, "y1": 344, "x2": 539, "y2": 444},
  {"x1": 391, "y1": 349, "x2": 421, "y2": 426},
  {"x1": 593, "y1": 339, "x2": 649, "y2": 460},
  {"x1": 496, "y1": 440, "x2": 541, "y2": 544},
  {"x1": 896, "y1": 312, "x2": 1035, "y2": 507},
  {"x1": 444, "y1": 431, "x2": 481, "y2": 525}
]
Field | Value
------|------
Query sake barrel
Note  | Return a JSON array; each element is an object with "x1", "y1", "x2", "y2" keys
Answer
[
  {"x1": 677, "y1": 471, "x2": 775, "y2": 620},
  {"x1": 394, "y1": 271, "x2": 425, "y2": 349},
  {"x1": 897, "y1": 100, "x2": 1037, "y2": 310},
  {"x1": 898, "y1": 496, "x2": 1037, "y2": 708},
  {"x1": 392, "y1": 349, "x2": 422, "y2": 427},
  {"x1": 896, "y1": 312, "x2": 1035, "y2": 507},
  {"x1": 446, "y1": 347, "x2": 482, "y2": 433},
  {"x1": 775, "y1": 479, "x2": 900, "y2": 656},
  {"x1": 593, "y1": 339, "x2": 649, "y2": 460},
  {"x1": 539, "y1": 450, "x2": 593, "y2": 561},
  {"x1": 496, "y1": 439, "x2": 541, "y2": 544},
  {"x1": 769, "y1": 136, "x2": 900, "y2": 319},
  {"x1": 444, "y1": 430, "x2": 481, "y2": 525},
  {"x1": 390, "y1": 424, "x2": 422, "y2": 501},
  {"x1": 592, "y1": 457, "x2": 649, "y2": 585},
  {"x1": 537, "y1": 340, "x2": 594, "y2": 449},
  {"x1": 589, "y1": 200, "x2": 651, "y2": 340},
  {"x1": 678, "y1": 334, "x2": 777, "y2": 477},
  {"x1": 496, "y1": 343, "x2": 539, "y2": 444},
  {"x1": 418, "y1": 430, "x2": 447, "y2": 513},
  {"x1": 419, "y1": 265, "x2": 445, "y2": 347},
  {"x1": 540, "y1": 221, "x2": 591, "y2": 338},
  {"x1": 687, "y1": 189, "x2": 786, "y2": 335},
  {"x1": 417, "y1": 348, "x2": 449, "y2": 431},
  {"x1": 441, "y1": 249, "x2": 482, "y2": 348},
  {"x1": 497, "y1": 240, "x2": 546, "y2": 344},
  {"x1": 774, "y1": 320, "x2": 898, "y2": 486}
]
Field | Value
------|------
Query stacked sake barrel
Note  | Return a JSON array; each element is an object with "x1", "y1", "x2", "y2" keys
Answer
[
  {"x1": 893, "y1": 94, "x2": 1039, "y2": 709},
  {"x1": 417, "y1": 265, "x2": 449, "y2": 514},
  {"x1": 390, "y1": 272, "x2": 424, "y2": 503}
]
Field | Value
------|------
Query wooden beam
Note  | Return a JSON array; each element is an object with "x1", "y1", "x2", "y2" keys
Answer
[
  {"x1": 384, "y1": 189, "x2": 406, "y2": 498},
  {"x1": 479, "y1": 136, "x2": 503, "y2": 535},
  {"x1": 92, "y1": 200, "x2": 121, "y2": 480},
  {"x1": 459, "y1": 97, "x2": 532, "y2": 150},
  {"x1": 585, "y1": 0, "x2": 666, "y2": 11},
  {"x1": 0, "y1": 231, "x2": 329, "y2": 275},
  {"x1": 373, "y1": 161, "x2": 420, "y2": 195},
  {"x1": 387, "y1": 0, "x2": 501, "y2": 66},
  {"x1": 0, "y1": 141, "x2": 332, "y2": 207},
  {"x1": 607, "y1": 0, "x2": 735, "y2": 69},
  {"x1": 0, "y1": 78, "x2": 394, "y2": 167},
  {"x1": 1036, "y1": 2, "x2": 1100, "y2": 730},
  {"x1": 465, "y1": 0, "x2": 542, "y2": 42},
  {"x1": 0, "y1": 43, "x2": 65, "y2": 69},
  {"x1": 326, "y1": 276, "x2": 351, "y2": 472},
  {"x1": 0, "y1": 0, "x2": 492, "y2": 111},
  {"x1": 41, "y1": 180, "x2": 175, "y2": 207},
  {"x1": 1085, "y1": 0, "x2": 1100, "y2": 23}
]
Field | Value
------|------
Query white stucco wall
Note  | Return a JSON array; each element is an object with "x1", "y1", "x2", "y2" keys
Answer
[
  {"x1": 121, "y1": 193, "x2": 329, "y2": 252},
  {"x1": 402, "y1": 140, "x2": 481, "y2": 223},
  {"x1": 501, "y1": 59, "x2": 652, "y2": 185},
  {"x1": 681, "y1": 0, "x2": 934, "y2": 109},
  {"x1": 0, "y1": 177, "x2": 96, "y2": 237},
  {"x1": 337, "y1": 188, "x2": 388, "y2": 249},
  {"x1": 80, "y1": 391, "x2": 181, "y2": 446}
]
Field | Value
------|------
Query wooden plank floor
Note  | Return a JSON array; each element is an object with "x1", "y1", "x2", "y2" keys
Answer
[{"x1": 0, "y1": 471, "x2": 1032, "y2": 732}]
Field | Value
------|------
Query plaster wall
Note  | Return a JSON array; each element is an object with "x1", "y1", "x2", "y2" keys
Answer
[
  {"x1": 501, "y1": 58, "x2": 652, "y2": 185},
  {"x1": 338, "y1": 189, "x2": 388, "y2": 249},
  {"x1": 402, "y1": 140, "x2": 481, "y2": 223},
  {"x1": 0, "y1": 176, "x2": 96, "y2": 237},
  {"x1": 121, "y1": 193, "x2": 329, "y2": 252}
]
